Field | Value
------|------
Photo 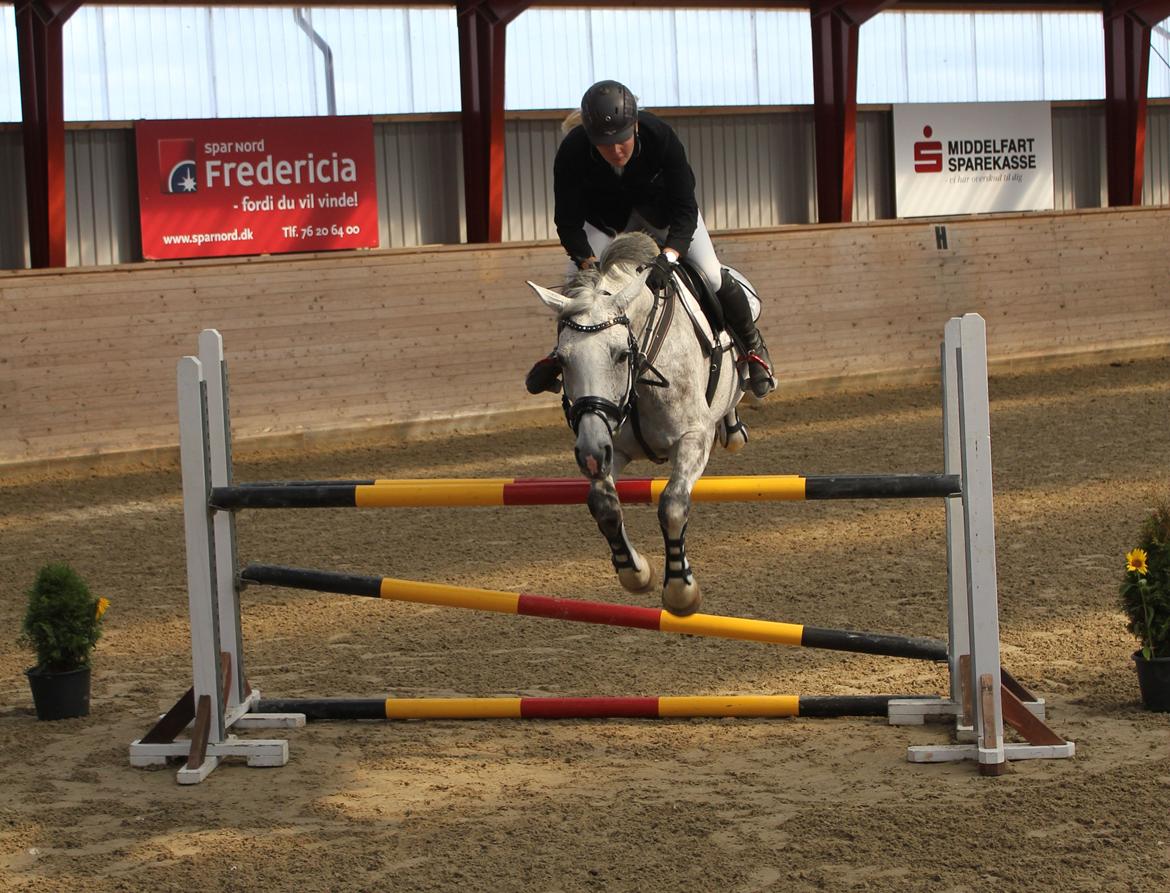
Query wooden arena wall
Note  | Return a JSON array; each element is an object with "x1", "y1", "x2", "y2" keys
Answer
[{"x1": 2, "y1": 206, "x2": 1168, "y2": 474}]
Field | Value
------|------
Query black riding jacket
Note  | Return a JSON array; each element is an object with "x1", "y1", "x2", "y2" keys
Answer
[{"x1": 553, "y1": 111, "x2": 699, "y2": 265}]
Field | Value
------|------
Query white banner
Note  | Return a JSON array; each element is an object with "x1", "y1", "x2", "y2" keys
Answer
[{"x1": 892, "y1": 102, "x2": 1054, "y2": 218}]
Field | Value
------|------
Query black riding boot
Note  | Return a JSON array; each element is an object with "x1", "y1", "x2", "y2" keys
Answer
[
  {"x1": 525, "y1": 351, "x2": 562, "y2": 394},
  {"x1": 716, "y1": 270, "x2": 775, "y2": 398}
]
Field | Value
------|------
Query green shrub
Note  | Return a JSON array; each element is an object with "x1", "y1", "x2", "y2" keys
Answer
[
  {"x1": 1120, "y1": 504, "x2": 1170, "y2": 660},
  {"x1": 20, "y1": 563, "x2": 109, "y2": 672}
]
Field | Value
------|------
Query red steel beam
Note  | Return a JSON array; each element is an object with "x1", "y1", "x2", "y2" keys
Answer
[
  {"x1": 456, "y1": 0, "x2": 529, "y2": 244},
  {"x1": 810, "y1": 1, "x2": 898, "y2": 223},
  {"x1": 1103, "y1": 1, "x2": 1170, "y2": 206},
  {"x1": 14, "y1": 1, "x2": 82, "y2": 268}
]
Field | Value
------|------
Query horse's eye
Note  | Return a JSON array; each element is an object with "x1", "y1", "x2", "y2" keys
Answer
[{"x1": 615, "y1": 349, "x2": 631, "y2": 364}]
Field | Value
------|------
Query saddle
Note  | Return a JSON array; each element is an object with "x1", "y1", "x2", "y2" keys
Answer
[{"x1": 671, "y1": 261, "x2": 761, "y2": 405}]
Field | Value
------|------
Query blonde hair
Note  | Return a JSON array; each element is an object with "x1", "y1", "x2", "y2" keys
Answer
[{"x1": 561, "y1": 109, "x2": 583, "y2": 134}]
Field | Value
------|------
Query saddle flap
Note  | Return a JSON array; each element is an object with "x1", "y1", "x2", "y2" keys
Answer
[{"x1": 672, "y1": 263, "x2": 733, "y2": 354}]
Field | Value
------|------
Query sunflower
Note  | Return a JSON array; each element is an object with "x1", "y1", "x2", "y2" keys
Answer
[{"x1": 1126, "y1": 548, "x2": 1149, "y2": 575}]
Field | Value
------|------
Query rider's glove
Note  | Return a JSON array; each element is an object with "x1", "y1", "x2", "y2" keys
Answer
[{"x1": 644, "y1": 252, "x2": 676, "y2": 292}]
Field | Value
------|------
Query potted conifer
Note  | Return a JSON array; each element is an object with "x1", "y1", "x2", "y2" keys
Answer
[
  {"x1": 20, "y1": 562, "x2": 110, "y2": 720},
  {"x1": 1120, "y1": 504, "x2": 1170, "y2": 711}
]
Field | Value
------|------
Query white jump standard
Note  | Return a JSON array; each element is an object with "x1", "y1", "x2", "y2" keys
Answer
[{"x1": 129, "y1": 314, "x2": 1074, "y2": 783}]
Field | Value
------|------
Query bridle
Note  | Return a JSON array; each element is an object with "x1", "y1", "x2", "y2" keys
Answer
[
  {"x1": 557, "y1": 276, "x2": 676, "y2": 461},
  {"x1": 558, "y1": 313, "x2": 639, "y2": 435}
]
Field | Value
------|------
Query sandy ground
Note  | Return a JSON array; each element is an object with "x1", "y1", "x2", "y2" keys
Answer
[{"x1": 2, "y1": 355, "x2": 1169, "y2": 893}]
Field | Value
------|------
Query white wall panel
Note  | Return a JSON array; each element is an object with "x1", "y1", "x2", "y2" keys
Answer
[
  {"x1": 1145, "y1": 104, "x2": 1170, "y2": 205},
  {"x1": 0, "y1": 130, "x2": 28, "y2": 269},
  {"x1": 1150, "y1": 21, "x2": 1170, "y2": 98},
  {"x1": 854, "y1": 109, "x2": 893, "y2": 222},
  {"x1": 80, "y1": 5, "x2": 216, "y2": 120},
  {"x1": 905, "y1": 13, "x2": 977, "y2": 102},
  {"x1": 507, "y1": 9, "x2": 594, "y2": 110},
  {"x1": 4, "y1": 7, "x2": 1158, "y2": 123},
  {"x1": 676, "y1": 10, "x2": 757, "y2": 107},
  {"x1": 588, "y1": 10, "x2": 679, "y2": 108},
  {"x1": 1042, "y1": 12, "x2": 1105, "y2": 100},
  {"x1": 974, "y1": 13, "x2": 1044, "y2": 101},
  {"x1": 502, "y1": 119, "x2": 560, "y2": 242},
  {"x1": 674, "y1": 112, "x2": 816, "y2": 229},
  {"x1": 0, "y1": 13, "x2": 18, "y2": 123},
  {"x1": 406, "y1": 9, "x2": 460, "y2": 112},
  {"x1": 65, "y1": 129, "x2": 137, "y2": 266},
  {"x1": 375, "y1": 120, "x2": 464, "y2": 247},
  {"x1": 1051, "y1": 105, "x2": 1105, "y2": 210},
  {"x1": 755, "y1": 10, "x2": 813, "y2": 105},
  {"x1": 858, "y1": 15, "x2": 907, "y2": 104}
]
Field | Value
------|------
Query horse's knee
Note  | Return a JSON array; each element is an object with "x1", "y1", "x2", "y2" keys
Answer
[
  {"x1": 588, "y1": 487, "x2": 623, "y2": 536},
  {"x1": 657, "y1": 492, "x2": 689, "y2": 536}
]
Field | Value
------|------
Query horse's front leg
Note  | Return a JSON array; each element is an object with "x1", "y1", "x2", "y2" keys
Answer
[
  {"x1": 588, "y1": 455, "x2": 656, "y2": 594},
  {"x1": 659, "y1": 431, "x2": 713, "y2": 616}
]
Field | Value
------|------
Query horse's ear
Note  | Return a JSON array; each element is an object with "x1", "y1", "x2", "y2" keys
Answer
[
  {"x1": 613, "y1": 268, "x2": 651, "y2": 311},
  {"x1": 527, "y1": 281, "x2": 568, "y2": 315}
]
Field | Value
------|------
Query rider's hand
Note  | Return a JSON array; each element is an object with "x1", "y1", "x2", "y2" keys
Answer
[
  {"x1": 576, "y1": 256, "x2": 598, "y2": 271},
  {"x1": 644, "y1": 252, "x2": 676, "y2": 292}
]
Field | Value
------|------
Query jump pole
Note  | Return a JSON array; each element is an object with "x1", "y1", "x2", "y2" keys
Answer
[
  {"x1": 210, "y1": 473, "x2": 960, "y2": 509},
  {"x1": 240, "y1": 563, "x2": 949, "y2": 662},
  {"x1": 254, "y1": 695, "x2": 941, "y2": 721},
  {"x1": 131, "y1": 314, "x2": 1074, "y2": 784}
]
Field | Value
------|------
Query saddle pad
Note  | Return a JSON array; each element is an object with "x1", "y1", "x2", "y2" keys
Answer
[{"x1": 672, "y1": 271, "x2": 733, "y2": 355}]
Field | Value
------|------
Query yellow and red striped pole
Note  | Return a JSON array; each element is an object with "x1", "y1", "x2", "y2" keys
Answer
[
  {"x1": 212, "y1": 473, "x2": 959, "y2": 510},
  {"x1": 241, "y1": 564, "x2": 947, "y2": 661},
  {"x1": 254, "y1": 694, "x2": 930, "y2": 721}
]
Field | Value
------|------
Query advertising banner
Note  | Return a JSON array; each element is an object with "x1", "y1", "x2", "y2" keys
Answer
[
  {"x1": 135, "y1": 116, "x2": 379, "y2": 260},
  {"x1": 892, "y1": 102, "x2": 1053, "y2": 218}
]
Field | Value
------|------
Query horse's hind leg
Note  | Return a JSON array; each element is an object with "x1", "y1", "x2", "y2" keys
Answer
[
  {"x1": 659, "y1": 431, "x2": 711, "y2": 616},
  {"x1": 588, "y1": 478, "x2": 656, "y2": 594}
]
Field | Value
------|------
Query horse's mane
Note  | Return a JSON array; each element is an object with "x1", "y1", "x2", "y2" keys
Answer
[{"x1": 559, "y1": 232, "x2": 659, "y2": 317}]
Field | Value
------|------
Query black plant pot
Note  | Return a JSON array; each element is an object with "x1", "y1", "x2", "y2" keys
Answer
[
  {"x1": 1133, "y1": 651, "x2": 1170, "y2": 712},
  {"x1": 26, "y1": 665, "x2": 91, "y2": 720}
]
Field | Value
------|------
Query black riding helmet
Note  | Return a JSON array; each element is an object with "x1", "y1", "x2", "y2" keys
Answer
[{"x1": 580, "y1": 80, "x2": 637, "y2": 145}]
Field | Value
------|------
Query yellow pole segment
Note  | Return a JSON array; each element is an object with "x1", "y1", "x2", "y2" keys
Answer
[
  {"x1": 383, "y1": 698, "x2": 523, "y2": 719},
  {"x1": 356, "y1": 480, "x2": 509, "y2": 507},
  {"x1": 689, "y1": 475, "x2": 807, "y2": 502},
  {"x1": 379, "y1": 578, "x2": 521, "y2": 614},
  {"x1": 659, "y1": 695, "x2": 801, "y2": 717},
  {"x1": 658, "y1": 613, "x2": 804, "y2": 646}
]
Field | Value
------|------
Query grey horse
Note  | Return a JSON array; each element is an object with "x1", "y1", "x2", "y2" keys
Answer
[{"x1": 527, "y1": 232, "x2": 750, "y2": 616}]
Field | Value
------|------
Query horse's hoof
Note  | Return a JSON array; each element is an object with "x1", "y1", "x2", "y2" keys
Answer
[
  {"x1": 718, "y1": 416, "x2": 749, "y2": 453},
  {"x1": 618, "y1": 563, "x2": 657, "y2": 594},
  {"x1": 662, "y1": 578, "x2": 701, "y2": 617}
]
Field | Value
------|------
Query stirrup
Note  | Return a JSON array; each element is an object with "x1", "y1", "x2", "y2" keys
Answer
[{"x1": 738, "y1": 352, "x2": 775, "y2": 399}]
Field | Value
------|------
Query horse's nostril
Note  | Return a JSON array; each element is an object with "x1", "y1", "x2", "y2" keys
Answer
[{"x1": 603, "y1": 445, "x2": 612, "y2": 470}]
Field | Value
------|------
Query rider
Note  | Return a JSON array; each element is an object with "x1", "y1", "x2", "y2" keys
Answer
[{"x1": 524, "y1": 79, "x2": 776, "y2": 400}]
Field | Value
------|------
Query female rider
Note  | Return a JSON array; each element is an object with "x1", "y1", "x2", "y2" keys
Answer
[{"x1": 525, "y1": 79, "x2": 775, "y2": 399}]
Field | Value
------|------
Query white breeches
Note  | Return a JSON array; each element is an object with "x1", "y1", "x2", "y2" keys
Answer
[{"x1": 578, "y1": 211, "x2": 723, "y2": 294}]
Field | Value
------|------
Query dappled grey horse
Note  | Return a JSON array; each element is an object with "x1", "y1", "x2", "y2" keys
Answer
[{"x1": 527, "y1": 232, "x2": 751, "y2": 616}]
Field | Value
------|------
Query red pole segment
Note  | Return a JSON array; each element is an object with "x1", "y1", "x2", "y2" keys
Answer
[{"x1": 516, "y1": 592, "x2": 662, "y2": 630}]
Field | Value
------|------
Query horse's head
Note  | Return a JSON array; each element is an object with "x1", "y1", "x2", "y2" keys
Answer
[{"x1": 527, "y1": 233, "x2": 657, "y2": 479}]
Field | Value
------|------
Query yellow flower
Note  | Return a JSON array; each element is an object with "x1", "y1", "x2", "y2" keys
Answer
[
  {"x1": 1126, "y1": 548, "x2": 1149, "y2": 575},
  {"x1": 95, "y1": 597, "x2": 110, "y2": 621}
]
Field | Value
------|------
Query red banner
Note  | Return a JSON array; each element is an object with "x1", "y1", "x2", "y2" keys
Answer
[{"x1": 135, "y1": 116, "x2": 379, "y2": 260}]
